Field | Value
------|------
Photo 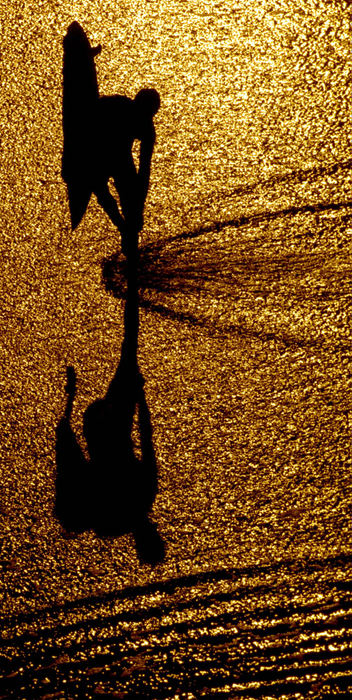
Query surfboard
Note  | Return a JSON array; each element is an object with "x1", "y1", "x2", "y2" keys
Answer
[{"x1": 62, "y1": 22, "x2": 101, "y2": 229}]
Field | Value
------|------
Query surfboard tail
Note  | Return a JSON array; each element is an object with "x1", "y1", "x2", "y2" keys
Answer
[{"x1": 66, "y1": 182, "x2": 93, "y2": 230}]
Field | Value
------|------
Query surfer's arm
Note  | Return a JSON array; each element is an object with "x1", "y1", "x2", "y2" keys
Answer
[{"x1": 137, "y1": 125, "x2": 155, "y2": 206}]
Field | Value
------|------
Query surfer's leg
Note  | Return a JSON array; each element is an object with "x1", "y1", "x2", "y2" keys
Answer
[
  {"x1": 94, "y1": 182, "x2": 126, "y2": 237},
  {"x1": 113, "y1": 173, "x2": 143, "y2": 250}
]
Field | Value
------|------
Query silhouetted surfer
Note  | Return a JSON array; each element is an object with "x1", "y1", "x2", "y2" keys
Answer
[
  {"x1": 92, "y1": 88, "x2": 160, "y2": 255},
  {"x1": 62, "y1": 22, "x2": 160, "y2": 255}
]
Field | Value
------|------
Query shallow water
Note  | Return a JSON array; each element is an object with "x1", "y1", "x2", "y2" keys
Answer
[{"x1": 1, "y1": 0, "x2": 351, "y2": 696}]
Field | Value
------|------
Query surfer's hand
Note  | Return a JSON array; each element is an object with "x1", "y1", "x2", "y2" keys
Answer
[{"x1": 91, "y1": 44, "x2": 102, "y2": 56}]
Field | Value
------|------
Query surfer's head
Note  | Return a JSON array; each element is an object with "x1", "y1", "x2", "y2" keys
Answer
[{"x1": 133, "y1": 88, "x2": 160, "y2": 117}]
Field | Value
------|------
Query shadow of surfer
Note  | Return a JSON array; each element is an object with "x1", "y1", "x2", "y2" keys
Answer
[
  {"x1": 62, "y1": 21, "x2": 160, "y2": 256},
  {"x1": 55, "y1": 265, "x2": 165, "y2": 565}
]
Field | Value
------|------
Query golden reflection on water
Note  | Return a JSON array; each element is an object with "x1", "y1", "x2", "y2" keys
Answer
[{"x1": 0, "y1": 0, "x2": 351, "y2": 648}]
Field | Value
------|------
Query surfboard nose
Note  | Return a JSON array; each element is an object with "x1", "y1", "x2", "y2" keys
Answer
[
  {"x1": 64, "y1": 22, "x2": 90, "y2": 50},
  {"x1": 67, "y1": 21, "x2": 85, "y2": 36}
]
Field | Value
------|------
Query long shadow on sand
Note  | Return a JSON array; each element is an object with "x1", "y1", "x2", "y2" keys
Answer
[
  {"x1": 101, "y1": 197, "x2": 352, "y2": 351},
  {"x1": 55, "y1": 253, "x2": 165, "y2": 566}
]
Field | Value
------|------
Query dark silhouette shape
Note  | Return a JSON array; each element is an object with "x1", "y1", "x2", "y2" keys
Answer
[
  {"x1": 62, "y1": 21, "x2": 160, "y2": 254},
  {"x1": 92, "y1": 88, "x2": 160, "y2": 251},
  {"x1": 59, "y1": 23, "x2": 164, "y2": 563},
  {"x1": 55, "y1": 247, "x2": 164, "y2": 565},
  {"x1": 62, "y1": 21, "x2": 101, "y2": 230},
  {"x1": 55, "y1": 365, "x2": 91, "y2": 533}
]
